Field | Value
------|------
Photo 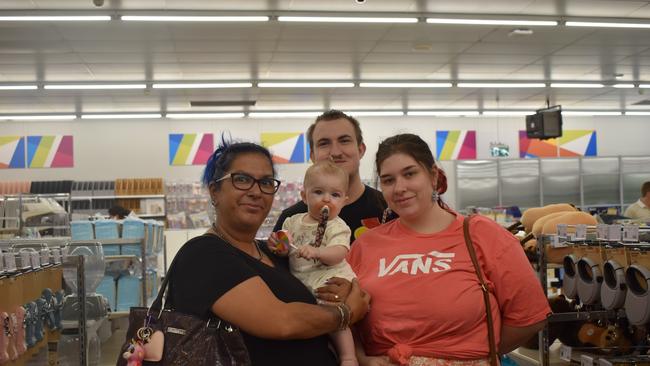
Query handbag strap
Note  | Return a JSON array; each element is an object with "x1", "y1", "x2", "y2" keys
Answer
[{"x1": 462, "y1": 215, "x2": 499, "y2": 366}]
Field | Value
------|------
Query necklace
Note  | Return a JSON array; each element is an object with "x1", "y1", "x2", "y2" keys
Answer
[{"x1": 211, "y1": 223, "x2": 264, "y2": 261}]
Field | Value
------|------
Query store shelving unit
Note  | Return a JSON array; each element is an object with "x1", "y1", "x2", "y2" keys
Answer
[{"x1": 0, "y1": 193, "x2": 71, "y2": 238}]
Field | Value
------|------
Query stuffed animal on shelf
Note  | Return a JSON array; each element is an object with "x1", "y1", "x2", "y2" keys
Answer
[
  {"x1": 13, "y1": 306, "x2": 26, "y2": 356},
  {"x1": 0, "y1": 312, "x2": 10, "y2": 364}
]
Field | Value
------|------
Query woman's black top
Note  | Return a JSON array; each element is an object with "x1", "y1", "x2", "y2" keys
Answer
[{"x1": 168, "y1": 234, "x2": 337, "y2": 366}]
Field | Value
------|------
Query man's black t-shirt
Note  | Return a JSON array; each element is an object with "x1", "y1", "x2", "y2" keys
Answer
[
  {"x1": 273, "y1": 185, "x2": 389, "y2": 243},
  {"x1": 168, "y1": 235, "x2": 337, "y2": 366}
]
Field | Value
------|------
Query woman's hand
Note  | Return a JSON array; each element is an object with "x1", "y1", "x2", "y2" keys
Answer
[
  {"x1": 344, "y1": 279, "x2": 370, "y2": 324},
  {"x1": 315, "y1": 277, "x2": 352, "y2": 303}
]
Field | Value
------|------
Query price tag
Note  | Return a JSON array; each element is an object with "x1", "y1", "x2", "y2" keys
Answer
[
  {"x1": 51, "y1": 249, "x2": 61, "y2": 265},
  {"x1": 548, "y1": 234, "x2": 559, "y2": 248},
  {"x1": 575, "y1": 224, "x2": 588, "y2": 241},
  {"x1": 623, "y1": 225, "x2": 640, "y2": 242},
  {"x1": 557, "y1": 224, "x2": 568, "y2": 238},
  {"x1": 597, "y1": 224, "x2": 609, "y2": 240},
  {"x1": 559, "y1": 344, "x2": 572, "y2": 362},
  {"x1": 40, "y1": 249, "x2": 50, "y2": 266},
  {"x1": 608, "y1": 224, "x2": 622, "y2": 242},
  {"x1": 3, "y1": 253, "x2": 17, "y2": 272},
  {"x1": 581, "y1": 354, "x2": 594, "y2": 366},
  {"x1": 30, "y1": 252, "x2": 41, "y2": 269}
]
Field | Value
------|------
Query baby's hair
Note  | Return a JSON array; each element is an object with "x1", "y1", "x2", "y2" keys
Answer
[{"x1": 303, "y1": 160, "x2": 349, "y2": 191}]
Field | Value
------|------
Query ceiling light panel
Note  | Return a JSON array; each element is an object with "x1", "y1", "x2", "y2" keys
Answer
[
  {"x1": 121, "y1": 15, "x2": 269, "y2": 22},
  {"x1": 359, "y1": 82, "x2": 452, "y2": 88},
  {"x1": 278, "y1": 16, "x2": 417, "y2": 23},
  {"x1": 257, "y1": 82, "x2": 354, "y2": 88},
  {"x1": 613, "y1": 84, "x2": 635, "y2": 88},
  {"x1": 457, "y1": 83, "x2": 546, "y2": 88},
  {"x1": 0, "y1": 16, "x2": 111, "y2": 21},
  {"x1": 562, "y1": 111, "x2": 621, "y2": 116},
  {"x1": 566, "y1": 21, "x2": 650, "y2": 29},
  {"x1": 626, "y1": 111, "x2": 650, "y2": 115},
  {"x1": 346, "y1": 111, "x2": 404, "y2": 116},
  {"x1": 0, "y1": 115, "x2": 76, "y2": 120},
  {"x1": 482, "y1": 111, "x2": 533, "y2": 116},
  {"x1": 248, "y1": 112, "x2": 322, "y2": 118},
  {"x1": 153, "y1": 83, "x2": 252, "y2": 89},
  {"x1": 407, "y1": 111, "x2": 480, "y2": 116},
  {"x1": 550, "y1": 83, "x2": 604, "y2": 88},
  {"x1": 0, "y1": 85, "x2": 38, "y2": 90},
  {"x1": 426, "y1": 18, "x2": 557, "y2": 26},
  {"x1": 81, "y1": 114, "x2": 162, "y2": 119},
  {"x1": 44, "y1": 84, "x2": 147, "y2": 90},
  {"x1": 166, "y1": 113, "x2": 245, "y2": 119}
]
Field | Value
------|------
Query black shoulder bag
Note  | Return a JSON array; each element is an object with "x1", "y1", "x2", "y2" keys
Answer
[{"x1": 116, "y1": 235, "x2": 251, "y2": 366}]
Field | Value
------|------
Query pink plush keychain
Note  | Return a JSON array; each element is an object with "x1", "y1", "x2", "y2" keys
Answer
[
  {"x1": 14, "y1": 307, "x2": 26, "y2": 356},
  {"x1": 122, "y1": 341, "x2": 145, "y2": 366},
  {"x1": 0, "y1": 312, "x2": 9, "y2": 364}
]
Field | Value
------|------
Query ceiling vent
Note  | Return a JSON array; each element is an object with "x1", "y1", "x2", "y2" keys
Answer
[
  {"x1": 631, "y1": 99, "x2": 650, "y2": 106},
  {"x1": 190, "y1": 100, "x2": 256, "y2": 107}
]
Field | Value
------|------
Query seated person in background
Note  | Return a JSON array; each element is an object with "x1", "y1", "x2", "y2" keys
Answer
[
  {"x1": 624, "y1": 181, "x2": 650, "y2": 220},
  {"x1": 108, "y1": 205, "x2": 131, "y2": 220},
  {"x1": 269, "y1": 161, "x2": 358, "y2": 366}
]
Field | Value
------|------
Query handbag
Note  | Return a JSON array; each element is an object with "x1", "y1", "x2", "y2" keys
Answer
[
  {"x1": 116, "y1": 236, "x2": 251, "y2": 366},
  {"x1": 462, "y1": 215, "x2": 499, "y2": 366}
]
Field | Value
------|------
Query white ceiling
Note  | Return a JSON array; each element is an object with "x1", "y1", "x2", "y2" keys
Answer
[{"x1": 2, "y1": 0, "x2": 650, "y2": 114}]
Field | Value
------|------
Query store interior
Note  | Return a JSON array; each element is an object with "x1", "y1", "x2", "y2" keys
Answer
[{"x1": 1, "y1": 0, "x2": 650, "y2": 365}]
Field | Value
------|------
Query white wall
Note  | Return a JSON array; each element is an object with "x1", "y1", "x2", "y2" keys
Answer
[{"x1": 2, "y1": 115, "x2": 649, "y2": 208}]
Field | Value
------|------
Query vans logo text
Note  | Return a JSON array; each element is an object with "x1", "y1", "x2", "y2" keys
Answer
[{"x1": 378, "y1": 251, "x2": 455, "y2": 277}]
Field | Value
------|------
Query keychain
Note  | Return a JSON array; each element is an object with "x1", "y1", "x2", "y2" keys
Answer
[
  {"x1": 122, "y1": 340, "x2": 145, "y2": 366},
  {"x1": 130, "y1": 314, "x2": 164, "y2": 362}
]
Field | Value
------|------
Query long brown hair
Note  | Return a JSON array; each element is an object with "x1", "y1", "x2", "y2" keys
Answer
[{"x1": 376, "y1": 133, "x2": 449, "y2": 210}]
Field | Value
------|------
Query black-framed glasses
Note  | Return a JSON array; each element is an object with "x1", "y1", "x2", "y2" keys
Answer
[{"x1": 215, "y1": 173, "x2": 281, "y2": 195}]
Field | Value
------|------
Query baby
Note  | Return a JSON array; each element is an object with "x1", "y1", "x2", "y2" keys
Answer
[{"x1": 268, "y1": 160, "x2": 357, "y2": 366}]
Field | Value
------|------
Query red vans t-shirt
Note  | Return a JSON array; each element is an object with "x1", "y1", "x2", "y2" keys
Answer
[{"x1": 348, "y1": 214, "x2": 550, "y2": 362}]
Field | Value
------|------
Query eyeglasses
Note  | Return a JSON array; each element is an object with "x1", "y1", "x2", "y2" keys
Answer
[{"x1": 215, "y1": 172, "x2": 281, "y2": 195}]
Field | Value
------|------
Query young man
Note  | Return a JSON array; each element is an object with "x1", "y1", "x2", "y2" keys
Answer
[
  {"x1": 273, "y1": 110, "x2": 391, "y2": 243},
  {"x1": 624, "y1": 181, "x2": 650, "y2": 219}
]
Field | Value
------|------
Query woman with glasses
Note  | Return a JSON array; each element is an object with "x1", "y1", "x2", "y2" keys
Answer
[{"x1": 167, "y1": 137, "x2": 369, "y2": 366}]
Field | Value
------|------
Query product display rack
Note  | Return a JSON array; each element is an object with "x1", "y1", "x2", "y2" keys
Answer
[
  {"x1": 71, "y1": 194, "x2": 167, "y2": 219},
  {"x1": 0, "y1": 193, "x2": 71, "y2": 238}
]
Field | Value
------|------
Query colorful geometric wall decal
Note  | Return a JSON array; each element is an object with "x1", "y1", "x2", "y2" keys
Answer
[
  {"x1": 260, "y1": 132, "x2": 309, "y2": 164},
  {"x1": 27, "y1": 135, "x2": 73, "y2": 168},
  {"x1": 435, "y1": 130, "x2": 477, "y2": 160},
  {"x1": 0, "y1": 136, "x2": 26, "y2": 169},
  {"x1": 519, "y1": 130, "x2": 597, "y2": 158},
  {"x1": 169, "y1": 133, "x2": 214, "y2": 166}
]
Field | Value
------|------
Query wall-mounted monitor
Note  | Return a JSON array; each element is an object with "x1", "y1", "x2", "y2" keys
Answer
[{"x1": 526, "y1": 106, "x2": 563, "y2": 140}]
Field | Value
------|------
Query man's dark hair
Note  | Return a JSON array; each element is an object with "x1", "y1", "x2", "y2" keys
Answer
[
  {"x1": 108, "y1": 205, "x2": 130, "y2": 219},
  {"x1": 306, "y1": 110, "x2": 363, "y2": 151}
]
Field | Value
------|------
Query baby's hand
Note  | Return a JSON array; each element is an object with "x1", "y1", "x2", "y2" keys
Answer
[
  {"x1": 266, "y1": 231, "x2": 289, "y2": 256},
  {"x1": 297, "y1": 245, "x2": 320, "y2": 260}
]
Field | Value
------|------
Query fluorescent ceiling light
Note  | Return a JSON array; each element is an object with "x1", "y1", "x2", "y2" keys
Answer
[
  {"x1": 81, "y1": 114, "x2": 162, "y2": 119},
  {"x1": 248, "y1": 112, "x2": 321, "y2": 118},
  {"x1": 613, "y1": 84, "x2": 635, "y2": 88},
  {"x1": 0, "y1": 115, "x2": 76, "y2": 121},
  {"x1": 566, "y1": 21, "x2": 650, "y2": 29},
  {"x1": 359, "y1": 82, "x2": 452, "y2": 88},
  {"x1": 550, "y1": 83, "x2": 604, "y2": 88},
  {"x1": 407, "y1": 111, "x2": 480, "y2": 116},
  {"x1": 482, "y1": 111, "x2": 533, "y2": 116},
  {"x1": 347, "y1": 111, "x2": 404, "y2": 116},
  {"x1": 426, "y1": 18, "x2": 557, "y2": 26},
  {"x1": 45, "y1": 84, "x2": 147, "y2": 90},
  {"x1": 257, "y1": 82, "x2": 354, "y2": 88},
  {"x1": 153, "y1": 82, "x2": 252, "y2": 89},
  {"x1": 639, "y1": 84, "x2": 650, "y2": 88},
  {"x1": 166, "y1": 113, "x2": 245, "y2": 119},
  {"x1": 278, "y1": 16, "x2": 417, "y2": 23},
  {"x1": 121, "y1": 15, "x2": 269, "y2": 22},
  {"x1": 0, "y1": 16, "x2": 111, "y2": 21},
  {"x1": 0, "y1": 85, "x2": 38, "y2": 90},
  {"x1": 562, "y1": 111, "x2": 621, "y2": 116},
  {"x1": 458, "y1": 83, "x2": 546, "y2": 88},
  {"x1": 625, "y1": 111, "x2": 650, "y2": 115}
]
